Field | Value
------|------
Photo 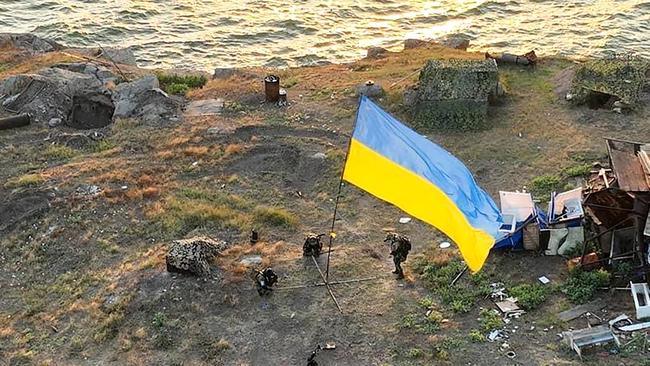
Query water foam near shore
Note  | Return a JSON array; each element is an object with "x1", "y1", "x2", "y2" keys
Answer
[{"x1": 1, "y1": 0, "x2": 649, "y2": 70}]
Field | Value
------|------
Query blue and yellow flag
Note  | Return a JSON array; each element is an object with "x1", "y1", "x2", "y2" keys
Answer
[{"x1": 343, "y1": 97, "x2": 503, "y2": 272}]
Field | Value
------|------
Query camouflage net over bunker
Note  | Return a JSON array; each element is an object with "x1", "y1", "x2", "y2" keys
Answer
[
  {"x1": 569, "y1": 59, "x2": 650, "y2": 107},
  {"x1": 410, "y1": 59, "x2": 498, "y2": 131}
]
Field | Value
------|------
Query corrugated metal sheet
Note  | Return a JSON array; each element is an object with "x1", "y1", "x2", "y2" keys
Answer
[{"x1": 606, "y1": 138, "x2": 650, "y2": 192}]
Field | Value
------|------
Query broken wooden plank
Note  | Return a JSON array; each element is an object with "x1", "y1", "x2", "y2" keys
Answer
[{"x1": 558, "y1": 301, "x2": 602, "y2": 322}]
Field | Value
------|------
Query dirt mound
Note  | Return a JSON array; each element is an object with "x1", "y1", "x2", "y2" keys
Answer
[{"x1": 0, "y1": 192, "x2": 50, "y2": 233}]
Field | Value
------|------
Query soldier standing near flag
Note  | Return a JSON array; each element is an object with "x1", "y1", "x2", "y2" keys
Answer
[{"x1": 384, "y1": 232, "x2": 411, "y2": 279}]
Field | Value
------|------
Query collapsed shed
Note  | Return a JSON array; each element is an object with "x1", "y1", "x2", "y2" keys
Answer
[{"x1": 581, "y1": 138, "x2": 650, "y2": 277}]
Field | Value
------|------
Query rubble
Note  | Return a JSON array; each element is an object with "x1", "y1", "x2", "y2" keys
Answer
[
  {"x1": 166, "y1": 236, "x2": 228, "y2": 277},
  {"x1": 630, "y1": 282, "x2": 650, "y2": 319},
  {"x1": 562, "y1": 324, "x2": 620, "y2": 359}
]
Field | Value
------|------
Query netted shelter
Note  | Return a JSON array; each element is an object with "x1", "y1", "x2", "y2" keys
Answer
[
  {"x1": 410, "y1": 58, "x2": 498, "y2": 131},
  {"x1": 569, "y1": 59, "x2": 650, "y2": 108}
]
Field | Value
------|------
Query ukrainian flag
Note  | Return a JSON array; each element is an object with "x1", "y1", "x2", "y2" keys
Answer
[{"x1": 343, "y1": 97, "x2": 503, "y2": 272}]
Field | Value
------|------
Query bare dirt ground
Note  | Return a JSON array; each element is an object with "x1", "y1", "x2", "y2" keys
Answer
[{"x1": 1, "y1": 44, "x2": 649, "y2": 366}]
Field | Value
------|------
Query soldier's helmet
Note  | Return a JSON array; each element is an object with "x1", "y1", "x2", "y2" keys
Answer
[{"x1": 384, "y1": 232, "x2": 398, "y2": 242}]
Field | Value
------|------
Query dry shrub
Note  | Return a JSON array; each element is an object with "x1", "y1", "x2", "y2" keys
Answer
[
  {"x1": 167, "y1": 136, "x2": 190, "y2": 147},
  {"x1": 183, "y1": 146, "x2": 209, "y2": 157},
  {"x1": 224, "y1": 144, "x2": 244, "y2": 156},
  {"x1": 137, "y1": 174, "x2": 155, "y2": 187},
  {"x1": 142, "y1": 187, "x2": 161, "y2": 199},
  {"x1": 155, "y1": 150, "x2": 175, "y2": 160}
]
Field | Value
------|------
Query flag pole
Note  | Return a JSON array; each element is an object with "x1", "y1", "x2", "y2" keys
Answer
[{"x1": 325, "y1": 96, "x2": 364, "y2": 283}]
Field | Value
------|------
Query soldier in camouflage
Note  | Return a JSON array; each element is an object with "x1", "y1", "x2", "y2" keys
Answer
[{"x1": 384, "y1": 232, "x2": 412, "y2": 279}]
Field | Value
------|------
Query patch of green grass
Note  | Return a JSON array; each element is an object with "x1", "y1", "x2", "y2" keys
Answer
[
  {"x1": 152, "y1": 312, "x2": 167, "y2": 329},
  {"x1": 4, "y1": 173, "x2": 44, "y2": 188},
  {"x1": 264, "y1": 113, "x2": 289, "y2": 126},
  {"x1": 157, "y1": 73, "x2": 207, "y2": 95},
  {"x1": 563, "y1": 269, "x2": 610, "y2": 304},
  {"x1": 417, "y1": 296, "x2": 435, "y2": 309},
  {"x1": 92, "y1": 140, "x2": 117, "y2": 153},
  {"x1": 418, "y1": 258, "x2": 489, "y2": 313},
  {"x1": 407, "y1": 348, "x2": 424, "y2": 359},
  {"x1": 44, "y1": 144, "x2": 76, "y2": 160},
  {"x1": 563, "y1": 164, "x2": 592, "y2": 178},
  {"x1": 478, "y1": 308, "x2": 502, "y2": 332},
  {"x1": 531, "y1": 174, "x2": 561, "y2": 197},
  {"x1": 561, "y1": 240, "x2": 597, "y2": 259},
  {"x1": 509, "y1": 283, "x2": 549, "y2": 310},
  {"x1": 282, "y1": 76, "x2": 300, "y2": 88},
  {"x1": 468, "y1": 329, "x2": 486, "y2": 343},
  {"x1": 399, "y1": 312, "x2": 440, "y2": 335},
  {"x1": 152, "y1": 188, "x2": 257, "y2": 235},
  {"x1": 94, "y1": 292, "x2": 133, "y2": 342},
  {"x1": 253, "y1": 206, "x2": 297, "y2": 228}
]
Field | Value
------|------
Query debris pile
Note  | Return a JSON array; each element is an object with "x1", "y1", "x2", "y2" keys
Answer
[{"x1": 166, "y1": 236, "x2": 228, "y2": 277}]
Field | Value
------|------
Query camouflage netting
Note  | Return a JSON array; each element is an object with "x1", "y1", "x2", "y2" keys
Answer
[
  {"x1": 569, "y1": 59, "x2": 650, "y2": 106},
  {"x1": 410, "y1": 59, "x2": 498, "y2": 131}
]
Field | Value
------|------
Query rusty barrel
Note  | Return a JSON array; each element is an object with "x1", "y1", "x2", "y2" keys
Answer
[
  {"x1": 0, "y1": 114, "x2": 30, "y2": 130},
  {"x1": 264, "y1": 75, "x2": 280, "y2": 102}
]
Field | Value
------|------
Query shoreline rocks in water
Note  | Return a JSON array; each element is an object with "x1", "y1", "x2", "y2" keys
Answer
[{"x1": 0, "y1": 33, "x2": 62, "y2": 54}]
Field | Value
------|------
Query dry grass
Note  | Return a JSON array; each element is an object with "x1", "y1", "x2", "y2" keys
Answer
[
  {"x1": 217, "y1": 241, "x2": 300, "y2": 279},
  {"x1": 4, "y1": 173, "x2": 44, "y2": 188},
  {"x1": 224, "y1": 143, "x2": 245, "y2": 156}
]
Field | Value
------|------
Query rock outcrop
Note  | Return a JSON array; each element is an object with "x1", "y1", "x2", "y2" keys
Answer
[
  {"x1": 0, "y1": 64, "x2": 182, "y2": 128},
  {"x1": 166, "y1": 237, "x2": 228, "y2": 277},
  {"x1": 0, "y1": 33, "x2": 62, "y2": 53}
]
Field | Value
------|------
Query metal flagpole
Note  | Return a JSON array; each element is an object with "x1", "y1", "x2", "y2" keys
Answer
[{"x1": 324, "y1": 96, "x2": 364, "y2": 283}]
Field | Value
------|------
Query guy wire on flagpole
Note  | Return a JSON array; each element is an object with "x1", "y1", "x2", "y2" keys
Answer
[{"x1": 324, "y1": 96, "x2": 364, "y2": 283}]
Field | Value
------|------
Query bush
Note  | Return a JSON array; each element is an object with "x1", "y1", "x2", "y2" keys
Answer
[
  {"x1": 157, "y1": 73, "x2": 207, "y2": 95},
  {"x1": 563, "y1": 269, "x2": 610, "y2": 304},
  {"x1": 469, "y1": 329, "x2": 486, "y2": 343},
  {"x1": 253, "y1": 206, "x2": 297, "y2": 228},
  {"x1": 509, "y1": 283, "x2": 549, "y2": 310},
  {"x1": 479, "y1": 308, "x2": 502, "y2": 332},
  {"x1": 4, "y1": 173, "x2": 44, "y2": 188},
  {"x1": 563, "y1": 164, "x2": 592, "y2": 178},
  {"x1": 531, "y1": 174, "x2": 561, "y2": 196}
]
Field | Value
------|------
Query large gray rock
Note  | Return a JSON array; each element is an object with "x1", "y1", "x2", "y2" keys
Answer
[
  {"x1": 99, "y1": 47, "x2": 137, "y2": 66},
  {"x1": 0, "y1": 33, "x2": 62, "y2": 53},
  {"x1": 166, "y1": 237, "x2": 228, "y2": 277},
  {"x1": 0, "y1": 67, "x2": 112, "y2": 126},
  {"x1": 112, "y1": 75, "x2": 182, "y2": 125},
  {"x1": 436, "y1": 34, "x2": 471, "y2": 51},
  {"x1": 52, "y1": 62, "x2": 118, "y2": 85},
  {"x1": 367, "y1": 47, "x2": 388, "y2": 59}
]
